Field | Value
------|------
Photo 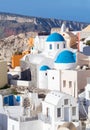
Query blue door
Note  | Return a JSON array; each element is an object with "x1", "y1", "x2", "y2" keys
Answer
[
  {"x1": 4, "y1": 97, "x2": 8, "y2": 105},
  {"x1": 9, "y1": 95, "x2": 14, "y2": 106},
  {"x1": 64, "y1": 107, "x2": 69, "y2": 121}
]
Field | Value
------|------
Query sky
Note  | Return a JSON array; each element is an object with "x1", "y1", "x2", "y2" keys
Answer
[{"x1": 0, "y1": 0, "x2": 90, "y2": 23}]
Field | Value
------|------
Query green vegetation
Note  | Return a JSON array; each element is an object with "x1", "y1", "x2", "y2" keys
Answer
[
  {"x1": 85, "y1": 40, "x2": 90, "y2": 46},
  {"x1": 11, "y1": 88, "x2": 21, "y2": 95}
]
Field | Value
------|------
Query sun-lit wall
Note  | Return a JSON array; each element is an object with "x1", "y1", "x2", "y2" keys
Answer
[
  {"x1": 12, "y1": 55, "x2": 24, "y2": 68},
  {"x1": 0, "y1": 61, "x2": 7, "y2": 88}
]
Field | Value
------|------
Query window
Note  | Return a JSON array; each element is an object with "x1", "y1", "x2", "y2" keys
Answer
[
  {"x1": 45, "y1": 73, "x2": 47, "y2": 76},
  {"x1": 83, "y1": 99, "x2": 86, "y2": 106},
  {"x1": 52, "y1": 77, "x2": 54, "y2": 80},
  {"x1": 64, "y1": 99, "x2": 68, "y2": 105},
  {"x1": 63, "y1": 80, "x2": 66, "y2": 87},
  {"x1": 72, "y1": 107, "x2": 76, "y2": 116},
  {"x1": 57, "y1": 44, "x2": 59, "y2": 49},
  {"x1": 46, "y1": 107, "x2": 50, "y2": 117},
  {"x1": 64, "y1": 43, "x2": 65, "y2": 48},
  {"x1": 69, "y1": 81, "x2": 72, "y2": 88},
  {"x1": 88, "y1": 91, "x2": 90, "y2": 98},
  {"x1": 57, "y1": 108, "x2": 61, "y2": 117},
  {"x1": 49, "y1": 44, "x2": 52, "y2": 49}
]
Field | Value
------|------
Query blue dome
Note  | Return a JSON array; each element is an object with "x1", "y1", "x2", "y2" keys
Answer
[
  {"x1": 55, "y1": 50, "x2": 76, "y2": 63},
  {"x1": 46, "y1": 33, "x2": 65, "y2": 42},
  {"x1": 40, "y1": 65, "x2": 50, "y2": 71}
]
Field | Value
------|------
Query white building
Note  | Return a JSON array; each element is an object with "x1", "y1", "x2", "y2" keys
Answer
[
  {"x1": 79, "y1": 36, "x2": 90, "y2": 56},
  {"x1": 31, "y1": 35, "x2": 48, "y2": 54},
  {"x1": 0, "y1": 94, "x2": 21, "y2": 130},
  {"x1": 7, "y1": 91, "x2": 80, "y2": 130},
  {"x1": 0, "y1": 91, "x2": 43, "y2": 130},
  {"x1": 78, "y1": 77, "x2": 90, "y2": 120},
  {"x1": 39, "y1": 49, "x2": 90, "y2": 98},
  {"x1": 41, "y1": 91, "x2": 79, "y2": 130},
  {"x1": 8, "y1": 32, "x2": 90, "y2": 99},
  {"x1": 20, "y1": 32, "x2": 66, "y2": 88},
  {"x1": 78, "y1": 77, "x2": 90, "y2": 129}
]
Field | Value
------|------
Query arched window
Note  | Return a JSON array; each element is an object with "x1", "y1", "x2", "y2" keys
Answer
[
  {"x1": 45, "y1": 73, "x2": 47, "y2": 76},
  {"x1": 49, "y1": 44, "x2": 52, "y2": 49},
  {"x1": 57, "y1": 44, "x2": 59, "y2": 49},
  {"x1": 64, "y1": 43, "x2": 66, "y2": 48}
]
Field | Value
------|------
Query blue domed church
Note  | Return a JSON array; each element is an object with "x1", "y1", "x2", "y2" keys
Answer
[
  {"x1": 54, "y1": 50, "x2": 76, "y2": 69},
  {"x1": 21, "y1": 32, "x2": 79, "y2": 97},
  {"x1": 43, "y1": 32, "x2": 66, "y2": 57},
  {"x1": 38, "y1": 33, "x2": 77, "y2": 89}
]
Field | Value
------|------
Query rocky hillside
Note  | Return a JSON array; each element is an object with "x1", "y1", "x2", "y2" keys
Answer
[
  {"x1": 0, "y1": 12, "x2": 89, "y2": 39},
  {"x1": 0, "y1": 32, "x2": 35, "y2": 62},
  {"x1": 0, "y1": 12, "x2": 89, "y2": 63}
]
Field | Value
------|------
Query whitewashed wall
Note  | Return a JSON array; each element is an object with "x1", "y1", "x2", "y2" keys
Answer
[{"x1": 48, "y1": 69, "x2": 60, "y2": 91}]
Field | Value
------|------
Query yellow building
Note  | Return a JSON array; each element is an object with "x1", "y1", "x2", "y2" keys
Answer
[
  {"x1": 11, "y1": 37, "x2": 34, "y2": 68},
  {"x1": 28, "y1": 37, "x2": 34, "y2": 47},
  {"x1": 11, "y1": 54, "x2": 24, "y2": 68},
  {"x1": 0, "y1": 61, "x2": 7, "y2": 88}
]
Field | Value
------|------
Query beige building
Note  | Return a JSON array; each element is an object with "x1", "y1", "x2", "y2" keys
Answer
[
  {"x1": 47, "y1": 68, "x2": 90, "y2": 98},
  {"x1": 60, "y1": 69, "x2": 90, "y2": 98},
  {"x1": 51, "y1": 27, "x2": 77, "y2": 48},
  {"x1": 79, "y1": 25, "x2": 90, "y2": 39},
  {"x1": 0, "y1": 61, "x2": 7, "y2": 88},
  {"x1": 10, "y1": 32, "x2": 90, "y2": 99}
]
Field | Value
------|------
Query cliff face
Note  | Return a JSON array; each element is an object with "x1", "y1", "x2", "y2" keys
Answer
[
  {"x1": 0, "y1": 32, "x2": 35, "y2": 62},
  {"x1": 0, "y1": 12, "x2": 89, "y2": 39},
  {"x1": 0, "y1": 12, "x2": 89, "y2": 62}
]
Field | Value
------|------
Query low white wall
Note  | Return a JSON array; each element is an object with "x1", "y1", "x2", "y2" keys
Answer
[
  {"x1": 8, "y1": 117, "x2": 43, "y2": 130},
  {"x1": 20, "y1": 120, "x2": 43, "y2": 130},
  {"x1": 5, "y1": 106, "x2": 24, "y2": 117},
  {"x1": 10, "y1": 80, "x2": 34, "y2": 87}
]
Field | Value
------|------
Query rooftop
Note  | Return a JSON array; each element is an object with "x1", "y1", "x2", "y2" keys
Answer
[
  {"x1": 55, "y1": 50, "x2": 76, "y2": 63},
  {"x1": 46, "y1": 32, "x2": 65, "y2": 42}
]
